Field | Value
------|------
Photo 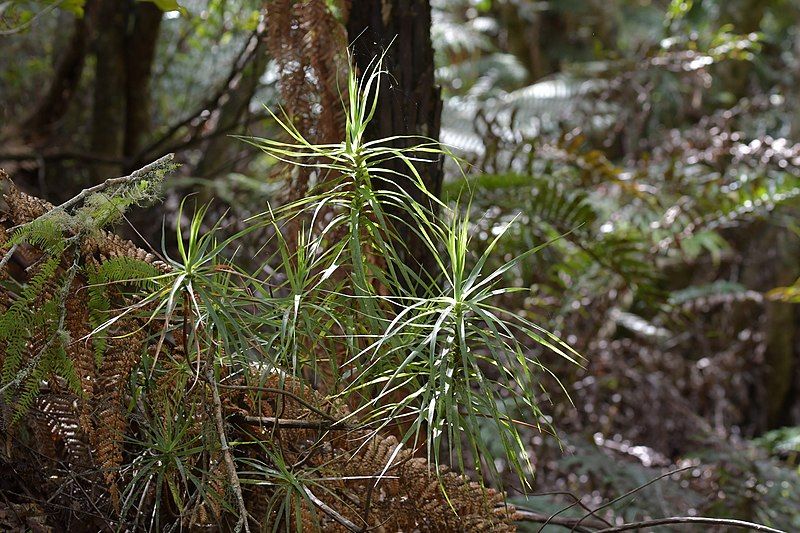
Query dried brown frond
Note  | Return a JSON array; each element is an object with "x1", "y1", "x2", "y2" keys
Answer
[
  {"x1": 33, "y1": 392, "x2": 92, "y2": 470},
  {"x1": 2, "y1": 180, "x2": 53, "y2": 224},
  {"x1": 265, "y1": 0, "x2": 349, "y2": 200},
  {"x1": 312, "y1": 434, "x2": 517, "y2": 532},
  {"x1": 234, "y1": 374, "x2": 517, "y2": 531},
  {"x1": 0, "y1": 500, "x2": 52, "y2": 533},
  {"x1": 93, "y1": 319, "x2": 146, "y2": 508},
  {"x1": 64, "y1": 275, "x2": 95, "y2": 429},
  {"x1": 80, "y1": 229, "x2": 168, "y2": 272}
]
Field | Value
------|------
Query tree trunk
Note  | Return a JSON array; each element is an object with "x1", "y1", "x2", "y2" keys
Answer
[
  {"x1": 346, "y1": 0, "x2": 443, "y2": 288},
  {"x1": 18, "y1": 0, "x2": 97, "y2": 144},
  {"x1": 740, "y1": 219, "x2": 800, "y2": 430},
  {"x1": 761, "y1": 228, "x2": 800, "y2": 428},
  {"x1": 718, "y1": 0, "x2": 768, "y2": 100},
  {"x1": 124, "y1": 1, "x2": 163, "y2": 161},
  {"x1": 90, "y1": 0, "x2": 131, "y2": 179}
]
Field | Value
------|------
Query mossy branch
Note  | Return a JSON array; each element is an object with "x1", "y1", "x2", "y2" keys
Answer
[{"x1": 47, "y1": 153, "x2": 175, "y2": 217}]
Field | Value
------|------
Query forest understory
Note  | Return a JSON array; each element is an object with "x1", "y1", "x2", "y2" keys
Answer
[{"x1": 1, "y1": 0, "x2": 800, "y2": 531}]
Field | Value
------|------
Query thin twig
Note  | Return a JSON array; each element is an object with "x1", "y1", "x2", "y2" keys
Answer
[
  {"x1": 206, "y1": 368, "x2": 251, "y2": 533},
  {"x1": 593, "y1": 516, "x2": 786, "y2": 533},
  {"x1": 537, "y1": 499, "x2": 598, "y2": 533},
  {"x1": 0, "y1": 491, "x2": 25, "y2": 530},
  {"x1": 570, "y1": 466, "x2": 692, "y2": 531},
  {"x1": 0, "y1": 0, "x2": 64, "y2": 35},
  {"x1": 0, "y1": 150, "x2": 123, "y2": 165},
  {"x1": 303, "y1": 486, "x2": 363, "y2": 532},
  {"x1": 135, "y1": 22, "x2": 266, "y2": 162},
  {"x1": 155, "y1": 110, "x2": 271, "y2": 159},
  {"x1": 7, "y1": 154, "x2": 175, "y2": 234},
  {"x1": 50, "y1": 153, "x2": 174, "y2": 214},
  {"x1": 514, "y1": 509, "x2": 596, "y2": 532},
  {"x1": 512, "y1": 490, "x2": 611, "y2": 528},
  {"x1": 237, "y1": 414, "x2": 356, "y2": 431},
  {"x1": 0, "y1": 243, "x2": 18, "y2": 272},
  {"x1": 215, "y1": 381, "x2": 340, "y2": 422}
]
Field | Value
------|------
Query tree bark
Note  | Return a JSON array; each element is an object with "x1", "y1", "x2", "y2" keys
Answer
[
  {"x1": 346, "y1": 0, "x2": 443, "y2": 288},
  {"x1": 124, "y1": 1, "x2": 163, "y2": 160},
  {"x1": 90, "y1": 0, "x2": 131, "y2": 179}
]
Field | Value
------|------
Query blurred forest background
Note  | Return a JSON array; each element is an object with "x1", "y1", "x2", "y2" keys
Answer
[{"x1": 2, "y1": 0, "x2": 800, "y2": 531}]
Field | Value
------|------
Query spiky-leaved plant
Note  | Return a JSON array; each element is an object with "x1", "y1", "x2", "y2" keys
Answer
[
  {"x1": 0, "y1": 59, "x2": 579, "y2": 531},
  {"x1": 235, "y1": 57, "x2": 581, "y2": 487}
]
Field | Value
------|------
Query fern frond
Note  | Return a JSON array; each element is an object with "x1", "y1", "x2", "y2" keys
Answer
[{"x1": 93, "y1": 256, "x2": 162, "y2": 285}]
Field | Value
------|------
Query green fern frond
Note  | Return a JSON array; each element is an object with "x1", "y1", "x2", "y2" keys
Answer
[
  {"x1": 0, "y1": 309, "x2": 29, "y2": 385},
  {"x1": 11, "y1": 216, "x2": 67, "y2": 251},
  {"x1": 85, "y1": 256, "x2": 160, "y2": 366},
  {"x1": 86, "y1": 267, "x2": 111, "y2": 367},
  {"x1": 94, "y1": 256, "x2": 161, "y2": 285}
]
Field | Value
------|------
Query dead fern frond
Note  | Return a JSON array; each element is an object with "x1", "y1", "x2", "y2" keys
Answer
[
  {"x1": 94, "y1": 319, "x2": 146, "y2": 508},
  {"x1": 266, "y1": 0, "x2": 349, "y2": 199},
  {"x1": 233, "y1": 374, "x2": 517, "y2": 531}
]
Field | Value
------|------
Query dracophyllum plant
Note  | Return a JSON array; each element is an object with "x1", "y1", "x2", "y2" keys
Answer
[{"x1": 235, "y1": 56, "x2": 582, "y2": 487}]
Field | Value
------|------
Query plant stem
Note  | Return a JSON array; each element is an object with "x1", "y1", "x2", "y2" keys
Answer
[
  {"x1": 514, "y1": 509, "x2": 595, "y2": 532},
  {"x1": 303, "y1": 486, "x2": 363, "y2": 532},
  {"x1": 236, "y1": 414, "x2": 355, "y2": 431},
  {"x1": 0, "y1": 243, "x2": 18, "y2": 273},
  {"x1": 206, "y1": 367, "x2": 251, "y2": 533},
  {"x1": 592, "y1": 516, "x2": 786, "y2": 533}
]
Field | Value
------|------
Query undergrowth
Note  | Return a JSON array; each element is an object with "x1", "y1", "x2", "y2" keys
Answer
[{"x1": 0, "y1": 60, "x2": 577, "y2": 532}]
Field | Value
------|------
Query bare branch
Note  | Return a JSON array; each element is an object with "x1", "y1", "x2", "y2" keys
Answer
[
  {"x1": 0, "y1": 0, "x2": 64, "y2": 36},
  {"x1": 49, "y1": 152, "x2": 175, "y2": 215},
  {"x1": 135, "y1": 22, "x2": 267, "y2": 163},
  {"x1": 0, "y1": 150, "x2": 123, "y2": 165},
  {"x1": 513, "y1": 509, "x2": 597, "y2": 532},
  {"x1": 207, "y1": 368, "x2": 251, "y2": 533},
  {"x1": 570, "y1": 465, "x2": 692, "y2": 531},
  {"x1": 3, "y1": 153, "x2": 173, "y2": 240},
  {"x1": 237, "y1": 415, "x2": 356, "y2": 431},
  {"x1": 215, "y1": 381, "x2": 340, "y2": 422},
  {"x1": 593, "y1": 516, "x2": 786, "y2": 533},
  {"x1": 303, "y1": 486, "x2": 363, "y2": 532}
]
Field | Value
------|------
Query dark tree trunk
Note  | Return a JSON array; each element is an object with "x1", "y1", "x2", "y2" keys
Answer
[
  {"x1": 740, "y1": 220, "x2": 800, "y2": 431},
  {"x1": 90, "y1": 0, "x2": 131, "y2": 179},
  {"x1": 498, "y1": 2, "x2": 548, "y2": 82},
  {"x1": 124, "y1": 1, "x2": 163, "y2": 160},
  {"x1": 18, "y1": 0, "x2": 97, "y2": 144},
  {"x1": 719, "y1": 0, "x2": 768, "y2": 100},
  {"x1": 346, "y1": 0, "x2": 443, "y2": 287},
  {"x1": 759, "y1": 229, "x2": 800, "y2": 429}
]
